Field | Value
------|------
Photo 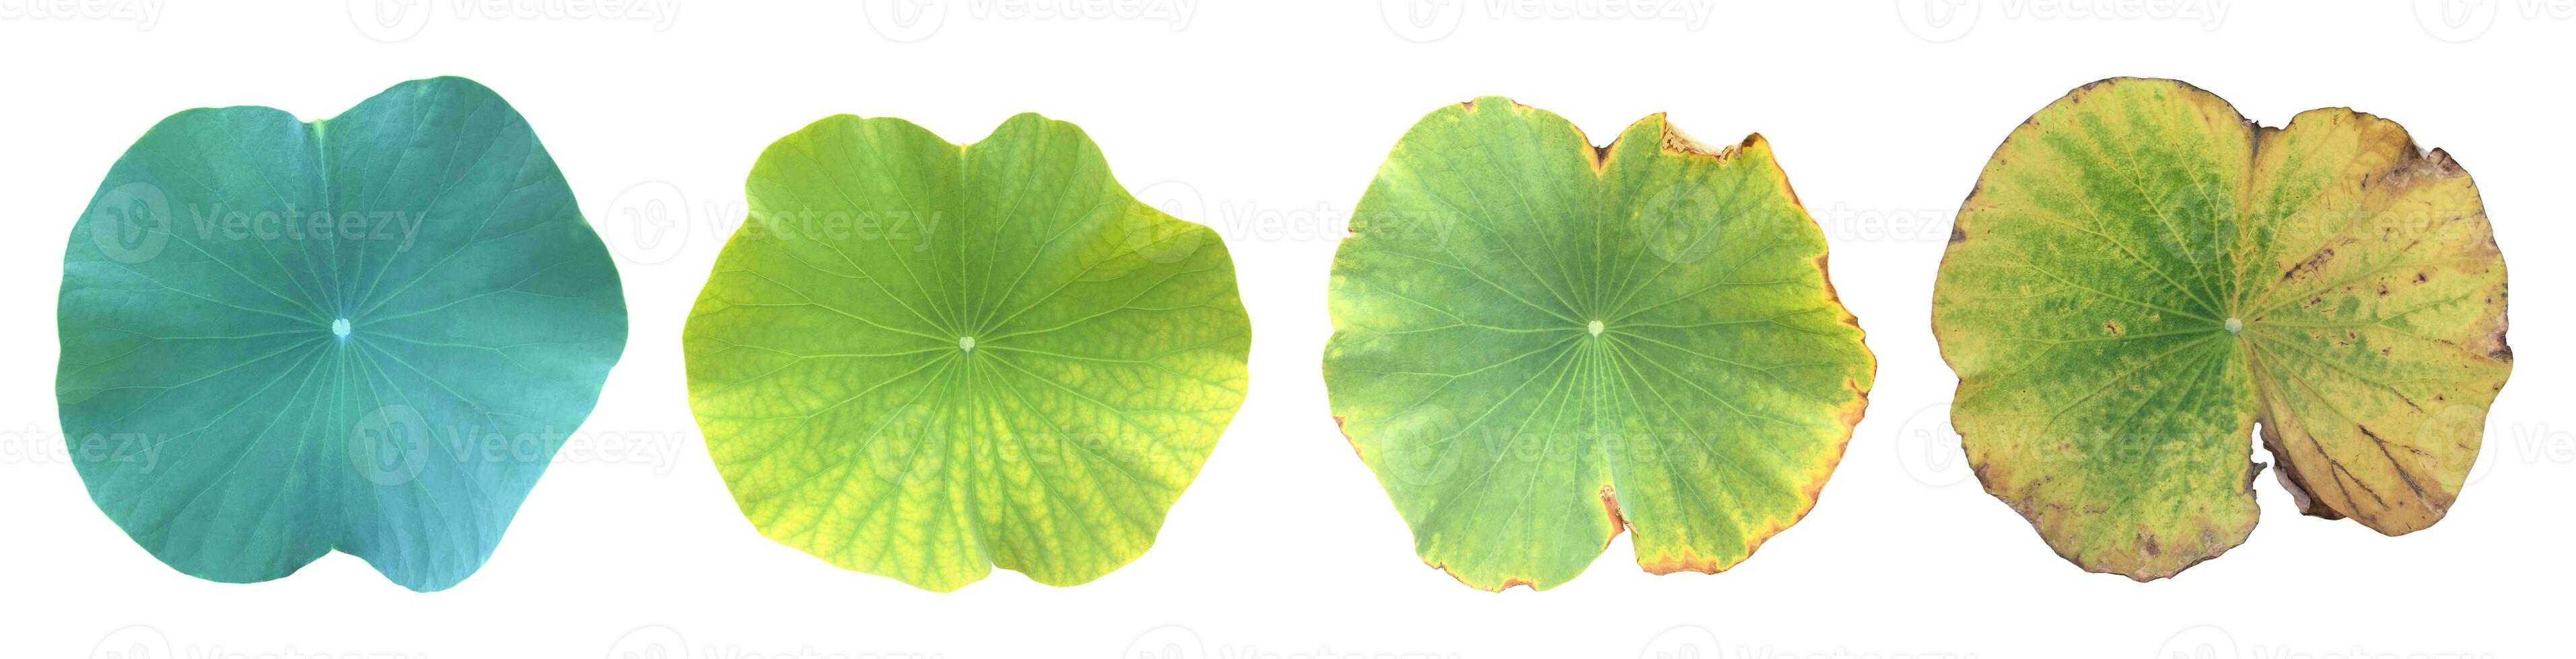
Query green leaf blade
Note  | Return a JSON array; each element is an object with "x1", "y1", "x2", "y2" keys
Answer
[
  {"x1": 684, "y1": 114, "x2": 1251, "y2": 591},
  {"x1": 58, "y1": 77, "x2": 628, "y2": 592},
  {"x1": 1935, "y1": 78, "x2": 2511, "y2": 580},
  {"x1": 1326, "y1": 98, "x2": 1873, "y2": 591}
]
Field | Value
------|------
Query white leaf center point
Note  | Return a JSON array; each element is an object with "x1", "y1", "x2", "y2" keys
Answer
[
  {"x1": 1587, "y1": 320, "x2": 1604, "y2": 337},
  {"x1": 332, "y1": 318, "x2": 351, "y2": 338},
  {"x1": 2224, "y1": 317, "x2": 2242, "y2": 334},
  {"x1": 960, "y1": 336, "x2": 975, "y2": 352}
]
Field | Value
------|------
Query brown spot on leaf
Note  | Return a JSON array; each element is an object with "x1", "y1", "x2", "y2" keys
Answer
[
  {"x1": 2281, "y1": 247, "x2": 2336, "y2": 282},
  {"x1": 1600, "y1": 485, "x2": 1627, "y2": 547},
  {"x1": 1657, "y1": 122, "x2": 1729, "y2": 159}
]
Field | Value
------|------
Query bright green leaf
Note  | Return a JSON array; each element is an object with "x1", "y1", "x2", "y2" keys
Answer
[
  {"x1": 57, "y1": 77, "x2": 629, "y2": 592},
  {"x1": 682, "y1": 114, "x2": 1250, "y2": 591},
  {"x1": 1934, "y1": 78, "x2": 2512, "y2": 580},
  {"x1": 1324, "y1": 98, "x2": 1874, "y2": 591}
]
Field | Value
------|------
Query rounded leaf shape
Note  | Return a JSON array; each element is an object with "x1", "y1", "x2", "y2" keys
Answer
[
  {"x1": 1933, "y1": 78, "x2": 2511, "y2": 580},
  {"x1": 682, "y1": 114, "x2": 1252, "y2": 591},
  {"x1": 57, "y1": 77, "x2": 629, "y2": 591},
  {"x1": 1324, "y1": 98, "x2": 1874, "y2": 591}
]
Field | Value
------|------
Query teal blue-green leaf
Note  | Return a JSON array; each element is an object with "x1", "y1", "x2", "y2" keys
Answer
[
  {"x1": 57, "y1": 77, "x2": 628, "y2": 592},
  {"x1": 682, "y1": 114, "x2": 1251, "y2": 591}
]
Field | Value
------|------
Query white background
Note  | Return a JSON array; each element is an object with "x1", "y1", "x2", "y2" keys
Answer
[{"x1": 2, "y1": 1, "x2": 2569, "y2": 657}]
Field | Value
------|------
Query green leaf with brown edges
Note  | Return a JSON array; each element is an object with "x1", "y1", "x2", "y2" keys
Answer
[
  {"x1": 1324, "y1": 97, "x2": 1873, "y2": 591},
  {"x1": 1934, "y1": 77, "x2": 2512, "y2": 580}
]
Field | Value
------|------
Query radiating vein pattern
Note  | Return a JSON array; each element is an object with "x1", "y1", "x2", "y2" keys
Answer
[
  {"x1": 1323, "y1": 98, "x2": 1873, "y2": 591},
  {"x1": 682, "y1": 114, "x2": 1250, "y2": 592},
  {"x1": 1933, "y1": 78, "x2": 2511, "y2": 580},
  {"x1": 56, "y1": 77, "x2": 628, "y2": 592}
]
